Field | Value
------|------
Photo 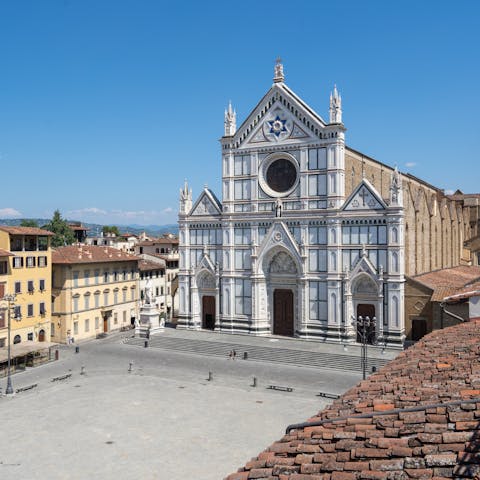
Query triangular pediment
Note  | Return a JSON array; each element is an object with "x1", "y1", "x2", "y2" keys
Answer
[
  {"x1": 197, "y1": 251, "x2": 216, "y2": 273},
  {"x1": 232, "y1": 83, "x2": 330, "y2": 149},
  {"x1": 342, "y1": 179, "x2": 387, "y2": 211},
  {"x1": 350, "y1": 252, "x2": 379, "y2": 278},
  {"x1": 255, "y1": 220, "x2": 303, "y2": 275},
  {"x1": 190, "y1": 188, "x2": 222, "y2": 216}
]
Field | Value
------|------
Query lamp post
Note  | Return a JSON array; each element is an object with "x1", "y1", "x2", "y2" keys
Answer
[
  {"x1": 353, "y1": 315, "x2": 376, "y2": 380},
  {"x1": 1, "y1": 294, "x2": 19, "y2": 395}
]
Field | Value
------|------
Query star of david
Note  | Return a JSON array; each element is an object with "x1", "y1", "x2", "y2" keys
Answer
[{"x1": 268, "y1": 116, "x2": 287, "y2": 137}]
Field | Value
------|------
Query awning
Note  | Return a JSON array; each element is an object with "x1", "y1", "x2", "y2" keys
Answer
[{"x1": 0, "y1": 341, "x2": 57, "y2": 363}]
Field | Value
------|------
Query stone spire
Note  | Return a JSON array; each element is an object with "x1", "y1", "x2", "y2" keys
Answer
[
  {"x1": 179, "y1": 179, "x2": 192, "y2": 214},
  {"x1": 273, "y1": 57, "x2": 284, "y2": 83},
  {"x1": 224, "y1": 101, "x2": 236, "y2": 136},
  {"x1": 390, "y1": 166, "x2": 403, "y2": 206},
  {"x1": 329, "y1": 84, "x2": 342, "y2": 123}
]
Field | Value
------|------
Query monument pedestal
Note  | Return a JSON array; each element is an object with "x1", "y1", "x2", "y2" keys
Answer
[{"x1": 135, "y1": 304, "x2": 164, "y2": 338}]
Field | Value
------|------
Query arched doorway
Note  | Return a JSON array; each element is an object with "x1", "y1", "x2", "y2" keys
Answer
[
  {"x1": 38, "y1": 329, "x2": 46, "y2": 342},
  {"x1": 267, "y1": 250, "x2": 298, "y2": 337},
  {"x1": 197, "y1": 271, "x2": 216, "y2": 331},
  {"x1": 13, "y1": 334, "x2": 21, "y2": 344},
  {"x1": 352, "y1": 274, "x2": 379, "y2": 345}
]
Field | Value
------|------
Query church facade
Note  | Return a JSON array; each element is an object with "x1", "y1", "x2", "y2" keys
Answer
[{"x1": 177, "y1": 61, "x2": 473, "y2": 347}]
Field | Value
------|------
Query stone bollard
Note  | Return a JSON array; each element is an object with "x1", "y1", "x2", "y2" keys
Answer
[
  {"x1": 207, "y1": 371, "x2": 213, "y2": 381},
  {"x1": 128, "y1": 362, "x2": 133, "y2": 373},
  {"x1": 80, "y1": 365, "x2": 86, "y2": 375},
  {"x1": 251, "y1": 376, "x2": 257, "y2": 388},
  {"x1": 75, "y1": 346, "x2": 79, "y2": 354}
]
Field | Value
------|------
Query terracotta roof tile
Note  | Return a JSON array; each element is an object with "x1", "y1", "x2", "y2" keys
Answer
[
  {"x1": 0, "y1": 225, "x2": 54, "y2": 236},
  {"x1": 52, "y1": 245, "x2": 139, "y2": 264},
  {"x1": 225, "y1": 320, "x2": 480, "y2": 479},
  {"x1": 138, "y1": 259, "x2": 165, "y2": 272},
  {"x1": 412, "y1": 266, "x2": 480, "y2": 301}
]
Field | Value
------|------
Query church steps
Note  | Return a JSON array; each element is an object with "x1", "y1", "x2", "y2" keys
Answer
[{"x1": 125, "y1": 336, "x2": 389, "y2": 372}]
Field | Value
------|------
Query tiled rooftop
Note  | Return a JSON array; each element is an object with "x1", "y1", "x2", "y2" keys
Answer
[
  {"x1": 0, "y1": 225, "x2": 54, "y2": 236},
  {"x1": 412, "y1": 266, "x2": 480, "y2": 301},
  {"x1": 226, "y1": 320, "x2": 480, "y2": 479},
  {"x1": 138, "y1": 259, "x2": 165, "y2": 272},
  {"x1": 52, "y1": 245, "x2": 139, "y2": 264}
]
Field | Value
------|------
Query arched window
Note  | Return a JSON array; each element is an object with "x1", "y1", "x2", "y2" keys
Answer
[
  {"x1": 392, "y1": 296, "x2": 399, "y2": 327},
  {"x1": 13, "y1": 334, "x2": 21, "y2": 344},
  {"x1": 391, "y1": 227, "x2": 398, "y2": 244},
  {"x1": 391, "y1": 252, "x2": 399, "y2": 272},
  {"x1": 330, "y1": 293, "x2": 337, "y2": 324}
]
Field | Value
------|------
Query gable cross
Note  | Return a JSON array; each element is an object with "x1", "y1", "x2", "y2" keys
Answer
[{"x1": 359, "y1": 188, "x2": 369, "y2": 206}]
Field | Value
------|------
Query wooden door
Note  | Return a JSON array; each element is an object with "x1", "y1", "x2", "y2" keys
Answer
[
  {"x1": 202, "y1": 296, "x2": 215, "y2": 330},
  {"x1": 273, "y1": 289, "x2": 294, "y2": 336},
  {"x1": 38, "y1": 330, "x2": 45, "y2": 342},
  {"x1": 356, "y1": 304, "x2": 376, "y2": 344},
  {"x1": 103, "y1": 317, "x2": 108, "y2": 333}
]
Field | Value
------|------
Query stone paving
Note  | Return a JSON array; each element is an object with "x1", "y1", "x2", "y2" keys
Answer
[{"x1": 0, "y1": 330, "x2": 368, "y2": 480}]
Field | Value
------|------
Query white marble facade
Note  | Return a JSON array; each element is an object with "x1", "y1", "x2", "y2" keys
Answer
[{"x1": 178, "y1": 60, "x2": 405, "y2": 347}]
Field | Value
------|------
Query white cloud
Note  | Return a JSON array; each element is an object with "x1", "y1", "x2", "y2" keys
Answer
[
  {"x1": 0, "y1": 207, "x2": 22, "y2": 217},
  {"x1": 405, "y1": 162, "x2": 417, "y2": 168},
  {"x1": 445, "y1": 189, "x2": 455, "y2": 195},
  {"x1": 67, "y1": 207, "x2": 107, "y2": 216},
  {"x1": 162, "y1": 207, "x2": 174, "y2": 214}
]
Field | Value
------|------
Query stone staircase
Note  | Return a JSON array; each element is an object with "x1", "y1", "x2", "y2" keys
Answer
[{"x1": 125, "y1": 335, "x2": 391, "y2": 373}]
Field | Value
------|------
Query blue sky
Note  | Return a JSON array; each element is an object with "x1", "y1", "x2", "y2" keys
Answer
[{"x1": 0, "y1": 0, "x2": 479, "y2": 225}]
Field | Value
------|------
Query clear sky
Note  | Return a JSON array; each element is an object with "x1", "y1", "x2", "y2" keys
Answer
[{"x1": 0, "y1": 0, "x2": 479, "y2": 226}]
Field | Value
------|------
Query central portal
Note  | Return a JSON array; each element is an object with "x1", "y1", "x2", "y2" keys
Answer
[
  {"x1": 202, "y1": 296, "x2": 215, "y2": 330},
  {"x1": 273, "y1": 289, "x2": 294, "y2": 336}
]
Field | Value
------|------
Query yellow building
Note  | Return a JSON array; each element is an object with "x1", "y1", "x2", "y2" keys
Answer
[
  {"x1": 52, "y1": 245, "x2": 140, "y2": 343},
  {"x1": 0, "y1": 226, "x2": 53, "y2": 346}
]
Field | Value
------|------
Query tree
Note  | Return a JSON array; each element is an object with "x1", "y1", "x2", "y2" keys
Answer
[
  {"x1": 20, "y1": 219, "x2": 39, "y2": 227},
  {"x1": 44, "y1": 210, "x2": 76, "y2": 247},
  {"x1": 102, "y1": 225, "x2": 120, "y2": 237}
]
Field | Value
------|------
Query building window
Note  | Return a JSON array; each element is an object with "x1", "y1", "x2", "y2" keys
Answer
[
  {"x1": 234, "y1": 228, "x2": 251, "y2": 245},
  {"x1": 308, "y1": 148, "x2": 327, "y2": 170},
  {"x1": 113, "y1": 290, "x2": 119, "y2": 304},
  {"x1": 40, "y1": 302, "x2": 46, "y2": 315},
  {"x1": 13, "y1": 306, "x2": 21, "y2": 319},
  {"x1": 94, "y1": 269, "x2": 100, "y2": 284},
  {"x1": 131, "y1": 288, "x2": 135, "y2": 301},
  {"x1": 95, "y1": 317, "x2": 100, "y2": 330},
  {"x1": 0, "y1": 261, "x2": 7, "y2": 275},
  {"x1": 28, "y1": 332, "x2": 34, "y2": 341},
  {"x1": 28, "y1": 280, "x2": 34, "y2": 293},
  {"x1": 73, "y1": 296, "x2": 79, "y2": 312},
  {"x1": 84, "y1": 270, "x2": 90, "y2": 286},
  {"x1": 38, "y1": 256, "x2": 47, "y2": 267},
  {"x1": 13, "y1": 257, "x2": 23, "y2": 268},
  {"x1": 10, "y1": 236, "x2": 23, "y2": 251},
  {"x1": 308, "y1": 226, "x2": 327, "y2": 245},
  {"x1": 123, "y1": 310, "x2": 127, "y2": 324},
  {"x1": 26, "y1": 256, "x2": 36, "y2": 268},
  {"x1": 122, "y1": 289, "x2": 127, "y2": 303},
  {"x1": 104, "y1": 271, "x2": 109, "y2": 283},
  {"x1": 103, "y1": 291, "x2": 109, "y2": 306},
  {"x1": 14, "y1": 281, "x2": 21, "y2": 294},
  {"x1": 39, "y1": 279, "x2": 45, "y2": 291},
  {"x1": 27, "y1": 304, "x2": 34, "y2": 317},
  {"x1": 113, "y1": 271, "x2": 118, "y2": 281},
  {"x1": 73, "y1": 271, "x2": 79, "y2": 287},
  {"x1": 94, "y1": 293, "x2": 100, "y2": 308},
  {"x1": 234, "y1": 154, "x2": 250, "y2": 175},
  {"x1": 342, "y1": 225, "x2": 387, "y2": 245},
  {"x1": 51, "y1": 322, "x2": 55, "y2": 336},
  {"x1": 74, "y1": 321, "x2": 78, "y2": 335},
  {"x1": 308, "y1": 174, "x2": 327, "y2": 196},
  {"x1": 308, "y1": 249, "x2": 327, "y2": 272},
  {"x1": 114, "y1": 312, "x2": 118, "y2": 325},
  {"x1": 234, "y1": 279, "x2": 251, "y2": 315},
  {"x1": 84, "y1": 294, "x2": 90, "y2": 310},
  {"x1": 85, "y1": 318, "x2": 90, "y2": 332},
  {"x1": 234, "y1": 179, "x2": 251, "y2": 200},
  {"x1": 234, "y1": 250, "x2": 251, "y2": 270},
  {"x1": 25, "y1": 236, "x2": 36, "y2": 251},
  {"x1": 38, "y1": 236, "x2": 48, "y2": 251},
  {"x1": 309, "y1": 281, "x2": 327, "y2": 321}
]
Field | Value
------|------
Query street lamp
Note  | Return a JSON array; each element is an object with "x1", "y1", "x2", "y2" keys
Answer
[
  {"x1": 1, "y1": 293, "x2": 20, "y2": 395},
  {"x1": 352, "y1": 315, "x2": 376, "y2": 380}
]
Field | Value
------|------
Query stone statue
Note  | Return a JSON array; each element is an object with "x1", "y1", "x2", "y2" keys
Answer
[
  {"x1": 144, "y1": 278, "x2": 153, "y2": 305},
  {"x1": 275, "y1": 198, "x2": 282, "y2": 217}
]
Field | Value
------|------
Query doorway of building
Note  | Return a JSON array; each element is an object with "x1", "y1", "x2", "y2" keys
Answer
[
  {"x1": 273, "y1": 289, "x2": 294, "y2": 336},
  {"x1": 411, "y1": 318, "x2": 427, "y2": 341},
  {"x1": 103, "y1": 316, "x2": 108, "y2": 333},
  {"x1": 202, "y1": 296, "x2": 215, "y2": 330},
  {"x1": 356, "y1": 303, "x2": 376, "y2": 344},
  {"x1": 38, "y1": 329, "x2": 45, "y2": 342}
]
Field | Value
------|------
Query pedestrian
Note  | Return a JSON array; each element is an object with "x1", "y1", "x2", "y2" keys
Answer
[{"x1": 232, "y1": 349, "x2": 236, "y2": 360}]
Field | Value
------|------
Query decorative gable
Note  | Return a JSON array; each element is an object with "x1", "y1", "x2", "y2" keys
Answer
[
  {"x1": 190, "y1": 188, "x2": 222, "y2": 216},
  {"x1": 342, "y1": 180, "x2": 387, "y2": 211}
]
